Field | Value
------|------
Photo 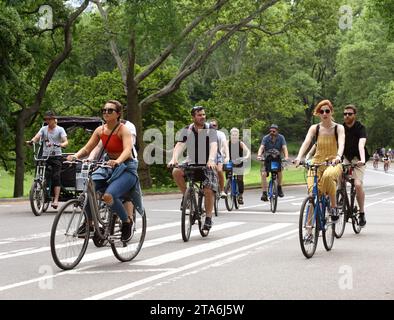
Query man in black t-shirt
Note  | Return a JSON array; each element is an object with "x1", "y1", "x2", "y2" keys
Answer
[
  {"x1": 343, "y1": 104, "x2": 369, "y2": 227},
  {"x1": 168, "y1": 106, "x2": 218, "y2": 230}
]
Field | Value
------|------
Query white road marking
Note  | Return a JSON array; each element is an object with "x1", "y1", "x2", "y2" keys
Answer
[
  {"x1": 134, "y1": 223, "x2": 292, "y2": 266},
  {"x1": 84, "y1": 228, "x2": 298, "y2": 300}
]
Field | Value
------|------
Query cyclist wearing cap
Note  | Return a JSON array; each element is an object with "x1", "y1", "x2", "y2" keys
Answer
[
  {"x1": 26, "y1": 111, "x2": 69, "y2": 209},
  {"x1": 168, "y1": 106, "x2": 218, "y2": 231},
  {"x1": 257, "y1": 124, "x2": 289, "y2": 201}
]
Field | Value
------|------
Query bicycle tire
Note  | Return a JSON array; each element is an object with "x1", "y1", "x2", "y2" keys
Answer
[
  {"x1": 384, "y1": 163, "x2": 388, "y2": 173},
  {"x1": 214, "y1": 192, "x2": 219, "y2": 217},
  {"x1": 299, "y1": 196, "x2": 318, "y2": 258},
  {"x1": 352, "y1": 209, "x2": 362, "y2": 234},
  {"x1": 181, "y1": 188, "x2": 194, "y2": 241},
  {"x1": 270, "y1": 179, "x2": 278, "y2": 213},
  {"x1": 50, "y1": 199, "x2": 89, "y2": 270},
  {"x1": 198, "y1": 191, "x2": 209, "y2": 237},
  {"x1": 233, "y1": 179, "x2": 239, "y2": 210},
  {"x1": 111, "y1": 209, "x2": 147, "y2": 262},
  {"x1": 224, "y1": 179, "x2": 233, "y2": 211},
  {"x1": 322, "y1": 205, "x2": 335, "y2": 251},
  {"x1": 29, "y1": 181, "x2": 45, "y2": 216},
  {"x1": 334, "y1": 189, "x2": 346, "y2": 238}
]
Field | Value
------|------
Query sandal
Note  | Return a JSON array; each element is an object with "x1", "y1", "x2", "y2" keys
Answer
[{"x1": 51, "y1": 202, "x2": 58, "y2": 209}]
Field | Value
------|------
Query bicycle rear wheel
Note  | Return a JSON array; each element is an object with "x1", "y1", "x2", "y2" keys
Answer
[
  {"x1": 269, "y1": 179, "x2": 278, "y2": 213},
  {"x1": 50, "y1": 199, "x2": 89, "y2": 270},
  {"x1": 334, "y1": 189, "x2": 346, "y2": 238},
  {"x1": 299, "y1": 197, "x2": 318, "y2": 258},
  {"x1": 111, "y1": 209, "x2": 147, "y2": 262},
  {"x1": 29, "y1": 181, "x2": 46, "y2": 216},
  {"x1": 224, "y1": 179, "x2": 233, "y2": 211},
  {"x1": 181, "y1": 188, "x2": 194, "y2": 241}
]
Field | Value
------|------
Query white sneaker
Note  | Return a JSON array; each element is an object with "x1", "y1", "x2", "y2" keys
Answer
[{"x1": 220, "y1": 191, "x2": 227, "y2": 199}]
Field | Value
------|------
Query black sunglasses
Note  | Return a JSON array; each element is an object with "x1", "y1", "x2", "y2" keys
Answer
[
  {"x1": 319, "y1": 109, "x2": 331, "y2": 114},
  {"x1": 343, "y1": 112, "x2": 354, "y2": 116},
  {"x1": 101, "y1": 108, "x2": 117, "y2": 114}
]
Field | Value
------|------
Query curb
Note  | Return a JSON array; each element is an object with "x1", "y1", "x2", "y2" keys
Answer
[{"x1": 0, "y1": 184, "x2": 305, "y2": 203}]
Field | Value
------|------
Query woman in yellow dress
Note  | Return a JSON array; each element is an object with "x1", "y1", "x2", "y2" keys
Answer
[{"x1": 294, "y1": 99, "x2": 345, "y2": 220}]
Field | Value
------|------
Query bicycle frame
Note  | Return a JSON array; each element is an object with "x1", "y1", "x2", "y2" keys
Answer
[{"x1": 309, "y1": 166, "x2": 329, "y2": 231}]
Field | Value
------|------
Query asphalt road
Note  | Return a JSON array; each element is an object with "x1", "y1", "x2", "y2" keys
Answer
[{"x1": 0, "y1": 163, "x2": 393, "y2": 301}]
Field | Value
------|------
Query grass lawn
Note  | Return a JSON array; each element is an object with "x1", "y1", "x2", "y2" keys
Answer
[
  {"x1": 0, "y1": 169, "x2": 34, "y2": 198},
  {"x1": 0, "y1": 161, "x2": 306, "y2": 198}
]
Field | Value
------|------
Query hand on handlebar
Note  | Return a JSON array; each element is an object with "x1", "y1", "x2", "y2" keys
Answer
[{"x1": 25, "y1": 140, "x2": 34, "y2": 146}]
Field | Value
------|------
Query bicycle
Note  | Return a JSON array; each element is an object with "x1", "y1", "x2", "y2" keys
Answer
[
  {"x1": 259, "y1": 150, "x2": 284, "y2": 213},
  {"x1": 177, "y1": 164, "x2": 212, "y2": 242},
  {"x1": 223, "y1": 158, "x2": 244, "y2": 211},
  {"x1": 298, "y1": 161, "x2": 336, "y2": 259},
  {"x1": 335, "y1": 163, "x2": 363, "y2": 238},
  {"x1": 50, "y1": 160, "x2": 146, "y2": 270},
  {"x1": 28, "y1": 142, "x2": 58, "y2": 216}
]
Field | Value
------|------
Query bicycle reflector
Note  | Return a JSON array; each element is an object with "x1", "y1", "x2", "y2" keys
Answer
[{"x1": 270, "y1": 161, "x2": 280, "y2": 170}]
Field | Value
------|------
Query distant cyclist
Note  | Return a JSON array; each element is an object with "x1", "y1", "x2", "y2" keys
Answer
[
  {"x1": 228, "y1": 127, "x2": 250, "y2": 205},
  {"x1": 342, "y1": 104, "x2": 369, "y2": 227},
  {"x1": 257, "y1": 124, "x2": 289, "y2": 201},
  {"x1": 168, "y1": 106, "x2": 218, "y2": 231},
  {"x1": 209, "y1": 119, "x2": 230, "y2": 199},
  {"x1": 26, "y1": 111, "x2": 69, "y2": 209}
]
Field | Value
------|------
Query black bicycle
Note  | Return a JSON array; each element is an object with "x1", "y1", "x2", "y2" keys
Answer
[
  {"x1": 50, "y1": 160, "x2": 146, "y2": 270},
  {"x1": 178, "y1": 164, "x2": 213, "y2": 242},
  {"x1": 335, "y1": 163, "x2": 363, "y2": 238}
]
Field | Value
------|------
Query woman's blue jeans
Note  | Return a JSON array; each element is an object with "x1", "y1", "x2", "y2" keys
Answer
[{"x1": 86, "y1": 170, "x2": 137, "y2": 222}]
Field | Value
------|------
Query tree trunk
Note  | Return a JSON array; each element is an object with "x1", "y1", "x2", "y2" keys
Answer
[
  {"x1": 126, "y1": 81, "x2": 152, "y2": 188},
  {"x1": 14, "y1": 113, "x2": 28, "y2": 197}
]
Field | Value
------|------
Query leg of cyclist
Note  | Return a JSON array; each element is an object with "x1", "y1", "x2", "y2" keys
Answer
[
  {"x1": 321, "y1": 165, "x2": 343, "y2": 221},
  {"x1": 277, "y1": 170, "x2": 284, "y2": 197},
  {"x1": 104, "y1": 171, "x2": 137, "y2": 241},
  {"x1": 237, "y1": 175, "x2": 244, "y2": 204},
  {"x1": 48, "y1": 156, "x2": 62, "y2": 209},
  {"x1": 353, "y1": 164, "x2": 366, "y2": 226},
  {"x1": 217, "y1": 163, "x2": 226, "y2": 198},
  {"x1": 172, "y1": 167, "x2": 186, "y2": 209},
  {"x1": 260, "y1": 164, "x2": 268, "y2": 201},
  {"x1": 202, "y1": 168, "x2": 218, "y2": 230}
]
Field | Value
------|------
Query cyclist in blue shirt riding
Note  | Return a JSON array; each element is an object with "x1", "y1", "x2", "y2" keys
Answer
[{"x1": 257, "y1": 124, "x2": 289, "y2": 201}]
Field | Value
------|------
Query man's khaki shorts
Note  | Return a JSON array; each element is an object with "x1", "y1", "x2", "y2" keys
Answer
[{"x1": 343, "y1": 157, "x2": 366, "y2": 182}]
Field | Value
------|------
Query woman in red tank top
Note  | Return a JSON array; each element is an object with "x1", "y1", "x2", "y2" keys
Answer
[{"x1": 67, "y1": 100, "x2": 135, "y2": 242}]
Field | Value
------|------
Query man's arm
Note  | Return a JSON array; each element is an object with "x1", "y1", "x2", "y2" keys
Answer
[
  {"x1": 207, "y1": 141, "x2": 218, "y2": 169},
  {"x1": 168, "y1": 142, "x2": 185, "y2": 166},
  {"x1": 358, "y1": 138, "x2": 367, "y2": 163}
]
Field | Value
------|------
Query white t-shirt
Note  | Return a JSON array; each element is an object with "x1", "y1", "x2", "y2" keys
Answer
[
  {"x1": 216, "y1": 130, "x2": 227, "y2": 156},
  {"x1": 123, "y1": 120, "x2": 138, "y2": 158},
  {"x1": 38, "y1": 125, "x2": 67, "y2": 156}
]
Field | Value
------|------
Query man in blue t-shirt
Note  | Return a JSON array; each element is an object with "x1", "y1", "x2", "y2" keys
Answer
[{"x1": 257, "y1": 124, "x2": 289, "y2": 201}]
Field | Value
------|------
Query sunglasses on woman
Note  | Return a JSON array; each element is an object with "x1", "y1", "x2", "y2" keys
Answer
[
  {"x1": 101, "y1": 108, "x2": 117, "y2": 114},
  {"x1": 319, "y1": 109, "x2": 331, "y2": 114}
]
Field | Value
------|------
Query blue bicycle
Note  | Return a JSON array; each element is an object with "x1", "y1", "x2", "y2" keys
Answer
[
  {"x1": 224, "y1": 158, "x2": 243, "y2": 211},
  {"x1": 299, "y1": 161, "x2": 335, "y2": 258}
]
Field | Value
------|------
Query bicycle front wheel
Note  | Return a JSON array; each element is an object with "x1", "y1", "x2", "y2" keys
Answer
[
  {"x1": 29, "y1": 181, "x2": 46, "y2": 216},
  {"x1": 50, "y1": 199, "x2": 89, "y2": 270},
  {"x1": 269, "y1": 179, "x2": 278, "y2": 213},
  {"x1": 181, "y1": 188, "x2": 194, "y2": 241},
  {"x1": 214, "y1": 193, "x2": 219, "y2": 217},
  {"x1": 352, "y1": 210, "x2": 362, "y2": 234},
  {"x1": 299, "y1": 196, "x2": 318, "y2": 258},
  {"x1": 111, "y1": 209, "x2": 147, "y2": 262},
  {"x1": 224, "y1": 179, "x2": 233, "y2": 211},
  {"x1": 322, "y1": 207, "x2": 335, "y2": 251},
  {"x1": 334, "y1": 189, "x2": 346, "y2": 238}
]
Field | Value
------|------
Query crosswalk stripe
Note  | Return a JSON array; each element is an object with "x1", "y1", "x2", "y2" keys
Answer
[{"x1": 134, "y1": 223, "x2": 292, "y2": 266}]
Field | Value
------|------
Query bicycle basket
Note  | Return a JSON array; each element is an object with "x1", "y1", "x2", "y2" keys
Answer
[{"x1": 270, "y1": 161, "x2": 280, "y2": 171}]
